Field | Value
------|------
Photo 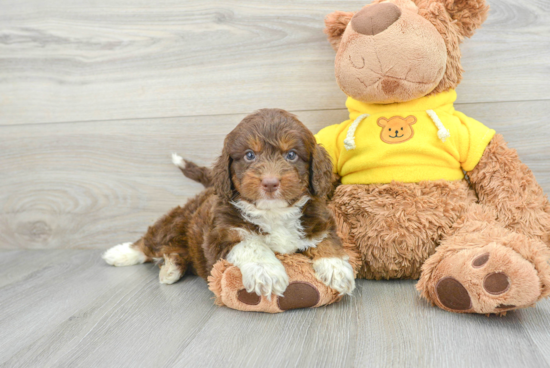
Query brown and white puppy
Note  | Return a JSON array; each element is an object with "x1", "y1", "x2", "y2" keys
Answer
[{"x1": 103, "y1": 109, "x2": 355, "y2": 297}]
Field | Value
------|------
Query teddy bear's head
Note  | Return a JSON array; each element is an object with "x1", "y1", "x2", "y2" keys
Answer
[{"x1": 325, "y1": 0, "x2": 488, "y2": 104}]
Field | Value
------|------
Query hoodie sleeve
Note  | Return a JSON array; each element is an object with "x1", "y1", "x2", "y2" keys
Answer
[
  {"x1": 315, "y1": 123, "x2": 344, "y2": 174},
  {"x1": 454, "y1": 111, "x2": 496, "y2": 172}
]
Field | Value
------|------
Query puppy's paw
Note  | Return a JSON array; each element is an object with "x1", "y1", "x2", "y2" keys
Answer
[
  {"x1": 159, "y1": 256, "x2": 182, "y2": 285},
  {"x1": 313, "y1": 257, "x2": 355, "y2": 295},
  {"x1": 102, "y1": 242, "x2": 146, "y2": 267},
  {"x1": 240, "y1": 261, "x2": 289, "y2": 299},
  {"x1": 171, "y1": 153, "x2": 184, "y2": 168}
]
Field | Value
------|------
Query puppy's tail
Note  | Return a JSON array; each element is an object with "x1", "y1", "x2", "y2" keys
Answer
[{"x1": 171, "y1": 153, "x2": 213, "y2": 188}]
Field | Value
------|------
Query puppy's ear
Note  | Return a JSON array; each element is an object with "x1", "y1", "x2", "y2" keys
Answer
[
  {"x1": 309, "y1": 144, "x2": 333, "y2": 199},
  {"x1": 212, "y1": 148, "x2": 234, "y2": 201},
  {"x1": 324, "y1": 11, "x2": 354, "y2": 51}
]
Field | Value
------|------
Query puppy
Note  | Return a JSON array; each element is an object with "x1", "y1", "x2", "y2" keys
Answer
[{"x1": 103, "y1": 109, "x2": 355, "y2": 297}]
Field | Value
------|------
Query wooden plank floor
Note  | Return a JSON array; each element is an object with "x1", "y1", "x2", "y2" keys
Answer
[
  {"x1": 1, "y1": 0, "x2": 550, "y2": 366},
  {"x1": 1, "y1": 249, "x2": 549, "y2": 368}
]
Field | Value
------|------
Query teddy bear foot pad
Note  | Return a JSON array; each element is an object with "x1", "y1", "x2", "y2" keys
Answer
[
  {"x1": 237, "y1": 282, "x2": 321, "y2": 311},
  {"x1": 431, "y1": 243, "x2": 541, "y2": 314},
  {"x1": 208, "y1": 255, "x2": 344, "y2": 313}
]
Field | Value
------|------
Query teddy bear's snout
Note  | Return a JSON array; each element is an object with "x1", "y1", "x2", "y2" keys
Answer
[{"x1": 351, "y1": 3, "x2": 402, "y2": 36}]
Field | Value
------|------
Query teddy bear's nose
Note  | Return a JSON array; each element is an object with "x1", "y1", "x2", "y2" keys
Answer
[{"x1": 351, "y1": 3, "x2": 402, "y2": 36}]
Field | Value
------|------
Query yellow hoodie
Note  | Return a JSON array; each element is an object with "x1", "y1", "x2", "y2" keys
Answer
[{"x1": 315, "y1": 90, "x2": 495, "y2": 185}]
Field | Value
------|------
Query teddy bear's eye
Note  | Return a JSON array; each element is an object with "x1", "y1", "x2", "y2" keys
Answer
[
  {"x1": 389, "y1": 128, "x2": 391, "y2": 131},
  {"x1": 401, "y1": 127, "x2": 403, "y2": 130}
]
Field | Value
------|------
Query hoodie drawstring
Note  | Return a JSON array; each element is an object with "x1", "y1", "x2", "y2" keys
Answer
[
  {"x1": 426, "y1": 109, "x2": 450, "y2": 142},
  {"x1": 344, "y1": 114, "x2": 369, "y2": 151}
]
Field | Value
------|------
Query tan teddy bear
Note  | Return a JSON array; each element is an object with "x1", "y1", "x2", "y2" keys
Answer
[{"x1": 209, "y1": 0, "x2": 550, "y2": 314}]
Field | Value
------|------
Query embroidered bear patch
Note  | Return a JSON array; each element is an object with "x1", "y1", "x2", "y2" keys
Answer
[{"x1": 377, "y1": 115, "x2": 417, "y2": 144}]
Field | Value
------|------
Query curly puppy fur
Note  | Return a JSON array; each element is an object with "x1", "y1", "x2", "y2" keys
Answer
[{"x1": 104, "y1": 109, "x2": 354, "y2": 299}]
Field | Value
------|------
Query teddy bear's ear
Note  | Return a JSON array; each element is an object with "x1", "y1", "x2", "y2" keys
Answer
[
  {"x1": 405, "y1": 116, "x2": 417, "y2": 125},
  {"x1": 324, "y1": 11, "x2": 355, "y2": 51},
  {"x1": 424, "y1": 0, "x2": 489, "y2": 38},
  {"x1": 377, "y1": 117, "x2": 389, "y2": 127}
]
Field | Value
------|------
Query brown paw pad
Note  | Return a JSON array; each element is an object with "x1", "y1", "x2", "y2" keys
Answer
[
  {"x1": 237, "y1": 289, "x2": 261, "y2": 306},
  {"x1": 483, "y1": 272, "x2": 510, "y2": 295},
  {"x1": 436, "y1": 277, "x2": 472, "y2": 311},
  {"x1": 277, "y1": 282, "x2": 320, "y2": 311},
  {"x1": 472, "y1": 253, "x2": 490, "y2": 268}
]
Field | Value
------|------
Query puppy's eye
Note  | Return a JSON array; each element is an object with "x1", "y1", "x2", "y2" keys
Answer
[
  {"x1": 285, "y1": 150, "x2": 298, "y2": 162},
  {"x1": 244, "y1": 150, "x2": 256, "y2": 162}
]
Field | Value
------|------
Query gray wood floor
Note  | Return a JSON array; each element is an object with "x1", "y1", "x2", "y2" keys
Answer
[
  {"x1": 1, "y1": 250, "x2": 550, "y2": 368},
  {"x1": 1, "y1": 0, "x2": 550, "y2": 366}
]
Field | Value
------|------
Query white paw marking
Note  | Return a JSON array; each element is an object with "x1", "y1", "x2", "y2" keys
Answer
[
  {"x1": 159, "y1": 255, "x2": 182, "y2": 284},
  {"x1": 227, "y1": 237, "x2": 290, "y2": 298},
  {"x1": 171, "y1": 153, "x2": 184, "y2": 168},
  {"x1": 313, "y1": 257, "x2": 355, "y2": 295},
  {"x1": 239, "y1": 261, "x2": 289, "y2": 299},
  {"x1": 102, "y1": 242, "x2": 146, "y2": 267}
]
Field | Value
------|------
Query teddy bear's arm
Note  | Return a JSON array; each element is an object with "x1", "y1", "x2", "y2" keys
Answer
[{"x1": 468, "y1": 134, "x2": 550, "y2": 245}]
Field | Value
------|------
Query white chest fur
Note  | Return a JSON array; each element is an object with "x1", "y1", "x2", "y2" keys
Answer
[{"x1": 231, "y1": 196, "x2": 325, "y2": 254}]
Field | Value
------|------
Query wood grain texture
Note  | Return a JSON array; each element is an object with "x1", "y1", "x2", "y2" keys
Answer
[
  {"x1": 0, "y1": 0, "x2": 549, "y2": 125},
  {"x1": 0, "y1": 250, "x2": 549, "y2": 368},
  {"x1": 1, "y1": 102, "x2": 549, "y2": 250}
]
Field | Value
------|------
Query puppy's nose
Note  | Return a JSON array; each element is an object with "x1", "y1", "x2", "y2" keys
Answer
[
  {"x1": 261, "y1": 177, "x2": 280, "y2": 193},
  {"x1": 351, "y1": 3, "x2": 402, "y2": 36}
]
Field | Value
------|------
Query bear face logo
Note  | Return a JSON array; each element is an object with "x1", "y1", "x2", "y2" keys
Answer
[{"x1": 377, "y1": 115, "x2": 417, "y2": 144}]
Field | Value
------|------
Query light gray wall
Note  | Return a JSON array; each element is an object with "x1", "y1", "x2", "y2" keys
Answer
[{"x1": 1, "y1": 0, "x2": 549, "y2": 249}]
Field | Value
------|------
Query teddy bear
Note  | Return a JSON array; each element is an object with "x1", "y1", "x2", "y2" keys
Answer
[{"x1": 208, "y1": 0, "x2": 550, "y2": 314}]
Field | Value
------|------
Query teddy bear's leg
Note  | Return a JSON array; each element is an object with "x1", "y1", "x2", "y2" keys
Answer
[
  {"x1": 469, "y1": 134, "x2": 550, "y2": 245},
  {"x1": 417, "y1": 203, "x2": 550, "y2": 314},
  {"x1": 328, "y1": 181, "x2": 477, "y2": 280},
  {"x1": 207, "y1": 252, "x2": 351, "y2": 313}
]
